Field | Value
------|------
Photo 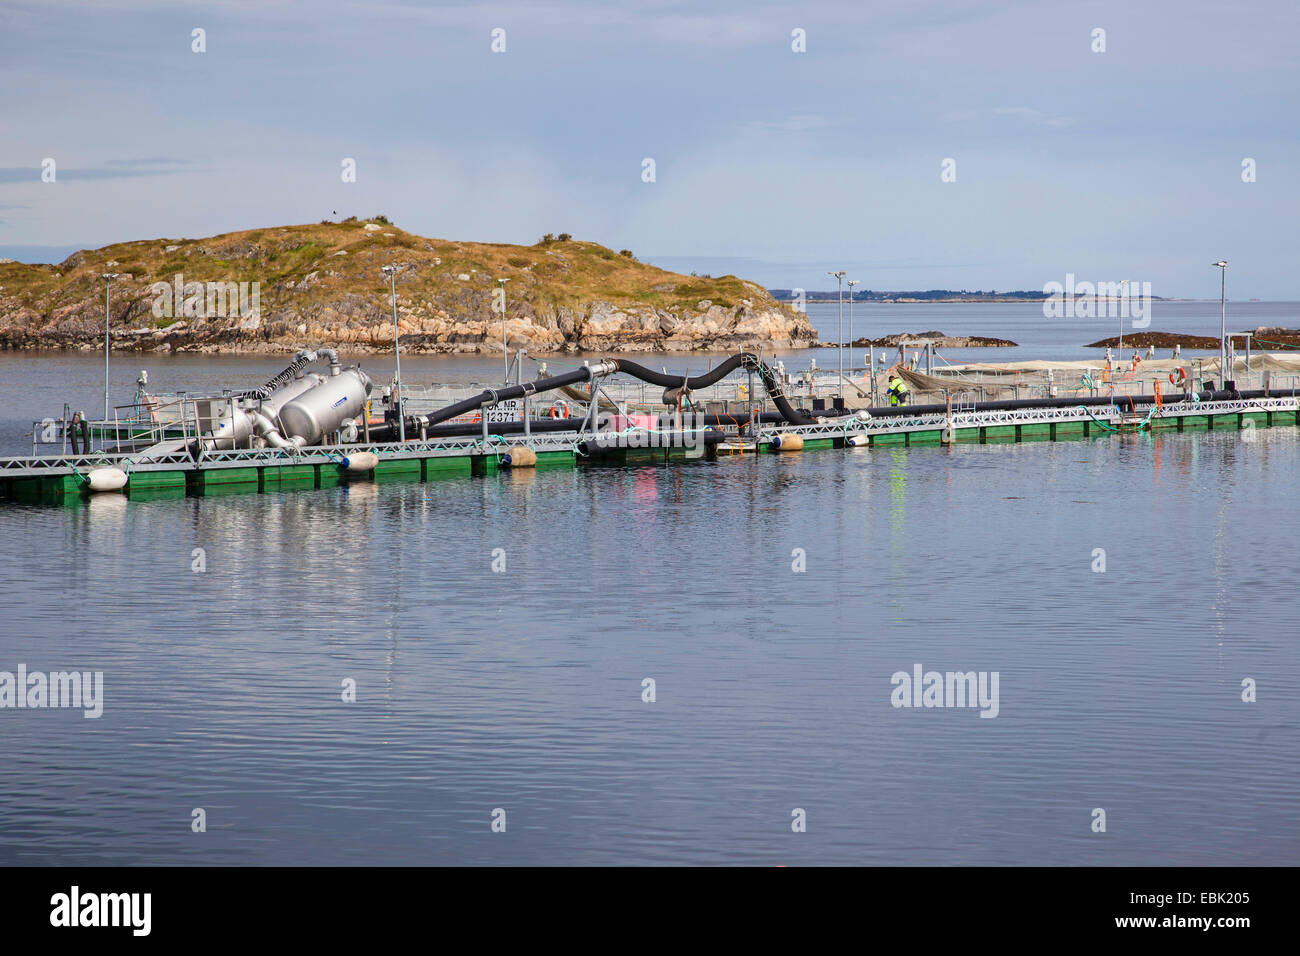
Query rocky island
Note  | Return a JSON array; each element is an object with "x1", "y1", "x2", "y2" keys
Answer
[
  {"x1": 0, "y1": 220, "x2": 818, "y2": 354},
  {"x1": 1086, "y1": 328, "x2": 1300, "y2": 349},
  {"x1": 816, "y1": 331, "x2": 1017, "y2": 348}
]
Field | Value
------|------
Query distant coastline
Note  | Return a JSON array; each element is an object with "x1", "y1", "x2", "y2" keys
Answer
[{"x1": 769, "y1": 289, "x2": 1175, "y2": 304}]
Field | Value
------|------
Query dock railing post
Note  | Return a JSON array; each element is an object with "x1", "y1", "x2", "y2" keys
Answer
[
  {"x1": 519, "y1": 351, "x2": 531, "y2": 440},
  {"x1": 381, "y1": 265, "x2": 405, "y2": 442}
]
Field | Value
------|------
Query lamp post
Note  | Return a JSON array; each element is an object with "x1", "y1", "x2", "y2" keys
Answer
[
  {"x1": 381, "y1": 265, "x2": 404, "y2": 441},
  {"x1": 828, "y1": 270, "x2": 846, "y2": 401},
  {"x1": 847, "y1": 279, "x2": 859, "y2": 372},
  {"x1": 1119, "y1": 279, "x2": 1128, "y2": 352},
  {"x1": 497, "y1": 277, "x2": 510, "y2": 382},
  {"x1": 101, "y1": 273, "x2": 119, "y2": 421},
  {"x1": 1212, "y1": 261, "x2": 1227, "y2": 386}
]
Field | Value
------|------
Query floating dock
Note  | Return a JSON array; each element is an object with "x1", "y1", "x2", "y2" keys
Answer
[{"x1": 3, "y1": 392, "x2": 1295, "y2": 505}]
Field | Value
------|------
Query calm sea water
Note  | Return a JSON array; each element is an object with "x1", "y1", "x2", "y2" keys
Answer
[{"x1": 1, "y1": 303, "x2": 1297, "y2": 865}]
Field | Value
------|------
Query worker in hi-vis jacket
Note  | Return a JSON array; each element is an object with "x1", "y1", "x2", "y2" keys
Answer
[{"x1": 888, "y1": 373, "x2": 909, "y2": 406}]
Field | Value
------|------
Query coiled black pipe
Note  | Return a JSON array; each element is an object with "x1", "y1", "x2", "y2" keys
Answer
[
  {"x1": 427, "y1": 366, "x2": 596, "y2": 428},
  {"x1": 234, "y1": 353, "x2": 317, "y2": 400},
  {"x1": 367, "y1": 365, "x2": 604, "y2": 441},
  {"x1": 614, "y1": 355, "x2": 815, "y2": 426},
  {"x1": 611, "y1": 355, "x2": 749, "y2": 389},
  {"x1": 371, "y1": 355, "x2": 1272, "y2": 444},
  {"x1": 370, "y1": 352, "x2": 816, "y2": 441}
]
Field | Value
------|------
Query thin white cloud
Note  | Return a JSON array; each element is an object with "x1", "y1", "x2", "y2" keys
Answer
[
  {"x1": 991, "y1": 106, "x2": 1076, "y2": 128},
  {"x1": 742, "y1": 114, "x2": 837, "y2": 133},
  {"x1": 942, "y1": 106, "x2": 1076, "y2": 129}
]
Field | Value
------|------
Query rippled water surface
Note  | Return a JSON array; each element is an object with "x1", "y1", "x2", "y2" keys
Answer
[
  {"x1": 1, "y1": 308, "x2": 1298, "y2": 865},
  {"x1": 3, "y1": 428, "x2": 1298, "y2": 864}
]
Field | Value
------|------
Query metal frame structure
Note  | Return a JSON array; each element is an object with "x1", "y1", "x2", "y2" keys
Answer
[{"x1": 6, "y1": 394, "x2": 1298, "y2": 480}]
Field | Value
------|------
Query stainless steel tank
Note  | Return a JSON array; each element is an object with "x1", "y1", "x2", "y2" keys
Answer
[
  {"x1": 260, "y1": 373, "x2": 323, "y2": 415},
  {"x1": 204, "y1": 404, "x2": 254, "y2": 449},
  {"x1": 278, "y1": 368, "x2": 372, "y2": 445}
]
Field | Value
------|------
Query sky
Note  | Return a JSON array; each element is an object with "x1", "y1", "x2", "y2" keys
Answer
[{"x1": 0, "y1": 0, "x2": 1296, "y2": 298}]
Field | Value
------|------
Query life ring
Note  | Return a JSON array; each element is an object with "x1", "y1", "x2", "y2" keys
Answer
[
  {"x1": 550, "y1": 400, "x2": 569, "y2": 419},
  {"x1": 1169, "y1": 367, "x2": 1187, "y2": 386}
]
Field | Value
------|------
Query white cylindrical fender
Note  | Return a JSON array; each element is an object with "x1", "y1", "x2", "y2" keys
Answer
[
  {"x1": 341, "y1": 451, "x2": 379, "y2": 472},
  {"x1": 86, "y1": 467, "x2": 128, "y2": 492},
  {"x1": 846, "y1": 434, "x2": 869, "y2": 447},
  {"x1": 772, "y1": 434, "x2": 804, "y2": 452}
]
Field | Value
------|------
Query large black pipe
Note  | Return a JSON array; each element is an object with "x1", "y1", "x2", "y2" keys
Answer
[
  {"x1": 368, "y1": 365, "x2": 604, "y2": 441},
  {"x1": 367, "y1": 359, "x2": 1284, "y2": 446},
  {"x1": 423, "y1": 366, "x2": 599, "y2": 427},
  {"x1": 372, "y1": 352, "x2": 815, "y2": 440},
  {"x1": 611, "y1": 355, "x2": 748, "y2": 389},
  {"x1": 614, "y1": 355, "x2": 815, "y2": 425}
]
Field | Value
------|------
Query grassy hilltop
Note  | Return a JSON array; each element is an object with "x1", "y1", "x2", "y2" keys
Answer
[{"x1": 0, "y1": 219, "x2": 816, "y2": 353}]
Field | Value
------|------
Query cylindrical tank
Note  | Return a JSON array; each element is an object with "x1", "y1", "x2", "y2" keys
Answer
[
  {"x1": 205, "y1": 406, "x2": 254, "y2": 449},
  {"x1": 278, "y1": 368, "x2": 373, "y2": 445},
  {"x1": 261, "y1": 373, "x2": 323, "y2": 415},
  {"x1": 204, "y1": 374, "x2": 322, "y2": 449}
]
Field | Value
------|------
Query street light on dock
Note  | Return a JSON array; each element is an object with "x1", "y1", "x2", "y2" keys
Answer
[
  {"x1": 828, "y1": 270, "x2": 846, "y2": 402},
  {"x1": 101, "y1": 273, "x2": 119, "y2": 421},
  {"x1": 497, "y1": 277, "x2": 510, "y2": 383},
  {"x1": 381, "y1": 264, "x2": 404, "y2": 441},
  {"x1": 1119, "y1": 279, "x2": 1128, "y2": 351},
  {"x1": 847, "y1": 278, "x2": 859, "y2": 372},
  {"x1": 1212, "y1": 261, "x2": 1227, "y2": 386}
]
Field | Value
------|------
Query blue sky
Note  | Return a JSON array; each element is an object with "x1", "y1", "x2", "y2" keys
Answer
[{"x1": 0, "y1": 0, "x2": 1296, "y2": 297}]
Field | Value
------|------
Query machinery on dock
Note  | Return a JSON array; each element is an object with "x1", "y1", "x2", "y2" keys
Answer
[
  {"x1": 8, "y1": 347, "x2": 1300, "y2": 503},
  {"x1": 168, "y1": 350, "x2": 375, "y2": 456}
]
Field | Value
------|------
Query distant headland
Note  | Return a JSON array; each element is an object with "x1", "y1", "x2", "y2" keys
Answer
[{"x1": 770, "y1": 289, "x2": 1173, "y2": 303}]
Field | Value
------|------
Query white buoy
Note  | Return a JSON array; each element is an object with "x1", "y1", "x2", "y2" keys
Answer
[
  {"x1": 847, "y1": 435, "x2": 869, "y2": 447},
  {"x1": 341, "y1": 452, "x2": 379, "y2": 472},
  {"x1": 86, "y1": 467, "x2": 128, "y2": 493},
  {"x1": 772, "y1": 434, "x2": 804, "y2": 451}
]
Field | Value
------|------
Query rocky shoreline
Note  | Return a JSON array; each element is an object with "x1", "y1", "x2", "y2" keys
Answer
[
  {"x1": 1086, "y1": 328, "x2": 1300, "y2": 349},
  {"x1": 814, "y1": 330, "x2": 1017, "y2": 348},
  {"x1": 0, "y1": 298, "x2": 817, "y2": 356}
]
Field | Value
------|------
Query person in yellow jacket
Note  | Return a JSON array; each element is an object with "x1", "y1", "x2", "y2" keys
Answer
[{"x1": 887, "y1": 374, "x2": 909, "y2": 406}]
